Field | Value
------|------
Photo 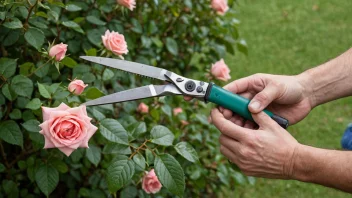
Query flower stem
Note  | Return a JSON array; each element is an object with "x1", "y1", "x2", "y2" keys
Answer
[
  {"x1": 27, "y1": 59, "x2": 51, "y2": 77},
  {"x1": 129, "y1": 139, "x2": 149, "y2": 160}
]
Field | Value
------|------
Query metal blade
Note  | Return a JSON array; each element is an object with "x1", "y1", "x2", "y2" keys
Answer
[
  {"x1": 80, "y1": 56, "x2": 169, "y2": 81},
  {"x1": 83, "y1": 84, "x2": 182, "y2": 106}
]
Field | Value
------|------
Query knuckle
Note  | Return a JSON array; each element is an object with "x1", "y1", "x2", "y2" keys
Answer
[
  {"x1": 219, "y1": 135, "x2": 225, "y2": 144},
  {"x1": 256, "y1": 92, "x2": 269, "y2": 102}
]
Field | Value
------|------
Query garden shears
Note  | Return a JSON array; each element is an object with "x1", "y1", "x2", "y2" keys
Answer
[{"x1": 80, "y1": 56, "x2": 289, "y2": 128}]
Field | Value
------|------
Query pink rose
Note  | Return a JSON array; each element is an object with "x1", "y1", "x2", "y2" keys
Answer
[
  {"x1": 137, "y1": 103, "x2": 149, "y2": 113},
  {"x1": 49, "y1": 43, "x2": 68, "y2": 61},
  {"x1": 211, "y1": 59, "x2": 231, "y2": 81},
  {"x1": 117, "y1": 0, "x2": 136, "y2": 11},
  {"x1": 173, "y1": 107, "x2": 183, "y2": 116},
  {"x1": 102, "y1": 30, "x2": 128, "y2": 57},
  {"x1": 211, "y1": 0, "x2": 229, "y2": 15},
  {"x1": 142, "y1": 169, "x2": 162, "y2": 194},
  {"x1": 68, "y1": 79, "x2": 88, "y2": 95},
  {"x1": 39, "y1": 103, "x2": 98, "y2": 156}
]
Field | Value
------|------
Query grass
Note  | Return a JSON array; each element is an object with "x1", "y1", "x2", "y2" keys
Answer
[{"x1": 225, "y1": 0, "x2": 352, "y2": 197}]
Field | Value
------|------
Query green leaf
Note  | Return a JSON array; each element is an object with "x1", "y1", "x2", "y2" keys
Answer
[
  {"x1": 66, "y1": 4, "x2": 82, "y2": 12},
  {"x1": 0, "y1": 163, "x2": 5, "y2": 172},
  {"x1": 237, "y1": 39, "x2": 248, "y2": 56},
  {"x1": 86, "y1": 15, "x2": 106, "y2": 26},
  {"x1": 49, "y1": 158, "x2": 68, "y2": 173},
  {"x1": 21, "y1": 119, "x2": 41, "y2": 132},
  {"x1": 19, "y1": 62, "x2": 35, "y2": 76},
  {"x1": 133, "y1": 153, "x2": 145, "y2": 170},
  {"x1": 35, "y1": 163, "x2": 59, "y2": 196},
  {"x1": 38, "y1": 82, "x2": 51, "y2": 99},
  {"x1": 85, "y1": 48, "x2": 97, "y2": 56},
  {"x1": 102, "y1": 142, "x2": 131, "y2": 154},
  {"x1": 9, "y1": 109, "x2": 21, "y2": 120},
  {"x1": 24, "y1": 27, "x2": 45, "y2": 50},
  {"x1": 3, "y1": 17, "x2": 23, "y2": 29},
  {"x1": 127, "y1": 122, "x2": 146, "y2": 137},
  {"x1": 86, "y1": 144, "x2": 101, "y2": 167},
  {"x1": 2, "y1": 180, "x2": 19, "y2": 198},
  {"x1": 0, "y1": 58, "x2": 17, "y2": 79},
  {"x1": 131, "y1": 18, "x2": 142, "y2": 34},
  {"x1": 154, "y1": 154, "x2": 185, "y2": 196},
  {"x1": 49, "y1": 83, "x2": 61, "y2": 94},
  {"x1": 11, "y1": 75, "x2": 33, "y2": 97},
  {"x1": 0, "y1": 120, "x2": 23, "y2": 147},
  {"x1": 87, "y1": 29, "x2": 103, "y2": 47},
  {"x1": 25, "y1": 98, "x2": 42, "y2": 110},
  {"x1": 85, "y1": 87, "x2": 104, "y2": 99},
  {"x1": 2, "y1": 29, "x2": 20, "y2": 46},
  {"x1": 2, "y1": 84, "x2": 17, "y2": 101},
  {"x1": 107, "y1": 155, "x2": 135, "y2": 192},
  {"x1": 99, "y1": 119, "x2": 128, "y2": 144},
  {"x1": 102, "y1": 69, "x2": 114, "y2": 81},
  {"x1": 61, "y1": 57, "x2": 77, "y2": 68},
  {"x1": 174, "y1": 142, "x2": 199, "y2": 163},
  {"x1": 145, "y1": 149, "x2": 154, "y2": 166},
  {"x1": 62, "y1": 21, "x2": 84, "y2": 34},
  {"x1": 165, "y1": 37, "x2": 178, "y2": 56},
  {"x1": 150, "y1": 125, "x2": 174, "y2": 146},
  {"x1": 0, "y1": 12, "x2": 5, "y2": 20}
]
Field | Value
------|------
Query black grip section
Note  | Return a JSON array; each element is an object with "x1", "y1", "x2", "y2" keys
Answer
[{"x1": 272, "y1": 114, "x2": 289, "y2": 129}]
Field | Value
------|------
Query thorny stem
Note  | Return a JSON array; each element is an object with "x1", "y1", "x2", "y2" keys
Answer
[
  {"x1": 27, "y1": 59, "x2": 51, "y2": 77},
  {"x1": 129, "y1": 139, "x2": 149, "y2": 160},
  {"x1": 25, "y1": 0, "x2": 38, "y2": 29}
]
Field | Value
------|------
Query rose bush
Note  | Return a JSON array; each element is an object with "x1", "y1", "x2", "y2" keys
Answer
[{"x1": 0, "y1": 0, "x2": 250, "y2": 197}]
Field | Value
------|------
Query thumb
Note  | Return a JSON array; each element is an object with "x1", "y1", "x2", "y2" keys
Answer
[
  {"x1": 252, "y1": 111, "x2": 277, "y2": 130},
  {"x1": 248, "y1": 82, "x2": 281, "y2": 113}
]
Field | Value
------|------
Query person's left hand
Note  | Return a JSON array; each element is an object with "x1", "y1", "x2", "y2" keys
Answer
[{"x1": 211, "y1": 108, "x2": 301, "y2": 179}]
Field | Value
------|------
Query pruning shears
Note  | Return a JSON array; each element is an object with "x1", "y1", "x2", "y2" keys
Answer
[{"x1": 80, "y1": 56, "x2": 289, "y2": 129}]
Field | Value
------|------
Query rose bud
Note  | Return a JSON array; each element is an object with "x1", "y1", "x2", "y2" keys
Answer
[
  {"x1": 102, "y1": 30, "x2": 128, "y2": 58},
  {"x1": 173, "y1": 107, "x2": 183, "y2": 116},
  {"x1": 39, "y1": 103, "x2": 98, "y2": 156},
  {"x1": 68, "y1": 79, "x2": 88, "y2": 95},
  {"x1": 137, "y1": 103, "x2": 149, "y2": 113},
  {"x1": 49, "y1": 43, "x2": 68, "y2": 61},
  {"x1": 142, "y1": 169, "x2": 162, "y2": 194},
  {"x1": 211, "y1": 59, "x2": 231, "y2": 82},
  {"x1": 211, "y1": 0, "x2": 229, "y2": 15},
  {"x1": 117, "y1": 0, "x2": 136, "y2": 11}
]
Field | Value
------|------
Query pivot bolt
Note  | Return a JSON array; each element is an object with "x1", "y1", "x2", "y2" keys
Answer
[{"x1": 185, "y1": 81, "x2": 196, "y2": 92}]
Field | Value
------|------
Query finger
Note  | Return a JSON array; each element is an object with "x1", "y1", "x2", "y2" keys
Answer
[
  {"x1": 211, "y1": 108, "x2": 250, "y2": 141},
  {"x1": 223, "y1": 76, "x2": 253, "y2": 93},
  {"x1": 251, "y1": 111, "x2": 278, "y2": 130},
  {"x1": 184, "y1": 96, "x2": 193, "y2": 101},
  {"x1": 223, "y1": 109, "x2": 233, "y2": 120},
  {"x1": 219, "y1": 134, "x2": 241, "y2": 153},
  {"x1": 243, "y1": 120, "x2": 256, "y2": 129},
  {"x1": 248, "y1": 82, "x2": 282, "y2": 113},
  {"x1": 218, "y1": 106, "x2": 224, "y2": 113},
  {"x1": 239, "y1": 92, "x2": 255, "y2": 100},
  {"x1": 220, "y1": 145, "x2": 239, "y2": 164},
  {"x1": 230, "y1": 114, "x2": 245, "y2": 126}
]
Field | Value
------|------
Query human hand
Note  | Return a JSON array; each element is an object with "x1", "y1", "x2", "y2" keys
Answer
[
  {"x1": 212, "y1": 108, "x2": 300, "y2": 179},
  {"x1": 221, "y1": 73, "x2": 313, "y2": 125}
]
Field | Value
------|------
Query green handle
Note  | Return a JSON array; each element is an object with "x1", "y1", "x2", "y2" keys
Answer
[{"x1": 206, "y1": 84, "x2": 289, "y2": 129}]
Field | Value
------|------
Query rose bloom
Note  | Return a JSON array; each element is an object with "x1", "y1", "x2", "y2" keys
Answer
[
  {"x1": 142, "y1": 169, "x2": 162, "y2": 194},
  {"x1": 68, "y1": 79, "x2": 88, "y2": 95},
  {"x1": 102, "y1": 30, "x2": 128, "y2": 57},
  {"x1": 137, "y1": 103, "x2": 149, "y2": 113},
  {"x1": 117, "y1": 0, "x2": 136, "y2": 11},
  {"x1": 211, "y1": 59, "x2": 231, "y2": 81},
  {"x1": 211, "y1": 0, "x2": 229, "y2": 15},
  {"x1": 173, "y1": 107, "x2": 183, "y2": 116},
  {"x1": 39, "y1": 103, "x2": 98, "y2": 156},
  {"x1": 49, "y1": 43, "x2": 67, "y2": 61}
]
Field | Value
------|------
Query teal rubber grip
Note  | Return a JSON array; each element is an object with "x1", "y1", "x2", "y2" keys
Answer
[{"x1": 206, "y1": 84, "x2": 289, "y2": 128}]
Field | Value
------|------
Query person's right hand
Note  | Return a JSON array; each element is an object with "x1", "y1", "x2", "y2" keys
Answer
[{"x1": 221, "y1": 73, "x2": 314, "y2": 126}]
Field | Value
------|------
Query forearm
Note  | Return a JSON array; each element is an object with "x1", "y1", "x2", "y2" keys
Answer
[
  {"x1": 292, "y1": 144, "x2": 352, "y2": 193},
  {"x1": 298, "y1": 48, "x2": 352, "y2": 107}
]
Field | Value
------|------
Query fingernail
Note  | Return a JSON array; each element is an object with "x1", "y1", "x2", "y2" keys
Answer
[{"x1": 249, "y1": 101, "x2": 260, "y2": 110}]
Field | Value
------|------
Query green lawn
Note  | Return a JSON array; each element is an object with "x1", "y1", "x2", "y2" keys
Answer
[{"x1": 225, "y1": 0, "x2": 352, "y2": 197}]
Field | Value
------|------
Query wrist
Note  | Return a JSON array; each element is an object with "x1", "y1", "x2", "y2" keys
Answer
[
  {"x1": 296, "y1": 71, "x2": 317, "y2": 108},
  {"x1": 291, "y1": 144, "x2": 316, "y2": 182}
]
